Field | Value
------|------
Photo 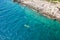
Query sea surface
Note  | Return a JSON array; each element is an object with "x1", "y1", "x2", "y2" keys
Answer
[{"x1": 0, "y1": 0, "x2": 60, "y2": 40}]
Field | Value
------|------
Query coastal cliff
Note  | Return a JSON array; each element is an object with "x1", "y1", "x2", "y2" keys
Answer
[{"x1": 14, "y1": 0, "x2": 60, "y2": 21}]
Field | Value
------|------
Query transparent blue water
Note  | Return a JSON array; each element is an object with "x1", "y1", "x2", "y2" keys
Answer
[{"x1": 0, "y1": 0, "x2": 60, "y2": 40}]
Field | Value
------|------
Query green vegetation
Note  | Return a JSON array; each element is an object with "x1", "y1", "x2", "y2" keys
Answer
[
  {"x1": 47, "y1": 0, "x2": 60, "y2": 3},
  {"x1": 47, "y1": 0, "x2": 60, "y2": 2}
]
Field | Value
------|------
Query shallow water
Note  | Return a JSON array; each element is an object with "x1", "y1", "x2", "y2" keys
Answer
[{"x1": 0, "y1": 0, "x2": 60, "y2": 40}]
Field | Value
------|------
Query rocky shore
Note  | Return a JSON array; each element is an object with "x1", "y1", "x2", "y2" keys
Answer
[{"x1": 14, "y1": 0, "x2": 60, "y2": 21}]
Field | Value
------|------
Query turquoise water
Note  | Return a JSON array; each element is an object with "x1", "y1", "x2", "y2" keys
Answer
[
  {"x1": 0, "y1": 0, "x2": 60, "y2": 40},
  {"x1": 24, "y1": 7, "x2": 60, "y2": 40}
]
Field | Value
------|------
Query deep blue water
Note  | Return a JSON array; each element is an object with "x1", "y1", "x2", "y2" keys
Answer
[{"x1": 0, "y1": 0, "x2": 60, "y2": 40}]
